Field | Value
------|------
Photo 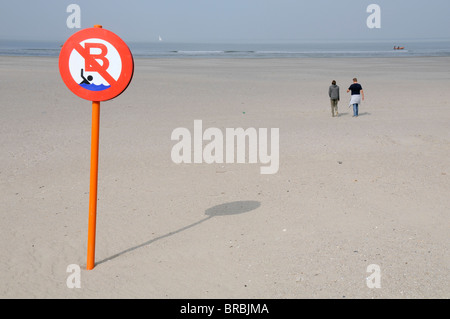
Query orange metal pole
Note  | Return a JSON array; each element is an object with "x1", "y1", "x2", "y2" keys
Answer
[
  {"x1": 86, "y1": 24, "x2": 103, "y2": 271},
  {"x1": 87, "y1": 101, "x2": 100, "y2": 270}
]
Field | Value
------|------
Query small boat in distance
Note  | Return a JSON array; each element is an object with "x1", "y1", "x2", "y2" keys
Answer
[
  {"x1": 393, "y1": 46, "x2": 405, "y2": 50},
  {"x1": 159, "y1": 35, "x2": 163, "y2": 42}
]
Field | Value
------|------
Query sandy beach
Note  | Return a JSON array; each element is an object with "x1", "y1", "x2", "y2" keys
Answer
[{"x1": 0, "y1": 56, "x2": 449, "y2": 298}]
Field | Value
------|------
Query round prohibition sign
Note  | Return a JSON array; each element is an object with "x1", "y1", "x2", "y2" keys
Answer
[{"x1": 59, "y1": 28, "x2": 134, "y2": 101}]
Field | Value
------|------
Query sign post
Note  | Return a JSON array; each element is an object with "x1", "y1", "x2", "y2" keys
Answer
[
  {"x1": 87, "y1": 99, "x2": 100, "y2": 270},
  {"x1": 59, "y1": 25, "x2": 134, "y2": 270}
]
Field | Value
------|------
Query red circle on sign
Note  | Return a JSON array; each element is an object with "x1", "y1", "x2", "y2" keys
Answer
[{"x1": 59, "y1": 28, "x2": 134, "y2": 101}]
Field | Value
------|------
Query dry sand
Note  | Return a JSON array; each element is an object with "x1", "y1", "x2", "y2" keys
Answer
[{"x1": 0, "y1": 56, "x2": 449, "y2": 298}]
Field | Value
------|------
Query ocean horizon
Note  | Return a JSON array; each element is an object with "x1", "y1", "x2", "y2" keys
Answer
[{"x1": 1, "y1": 38, "x2": 450, "y2": 58}]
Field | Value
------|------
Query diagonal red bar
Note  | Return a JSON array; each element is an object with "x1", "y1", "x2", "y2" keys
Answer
[{"x1": 74, "y1": 43, "x2": 117, "y2": 86}]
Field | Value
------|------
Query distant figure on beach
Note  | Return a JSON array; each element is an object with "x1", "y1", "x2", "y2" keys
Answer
[
  {"x1": 328, "y1": 80, "x2": 340, "y2": 117},
  {"x1": 347, "y1": 78, "x2": 364, "y2": 117},
  {"x1": 80, "y1": 69, "x2": 93, "y2": 85}
]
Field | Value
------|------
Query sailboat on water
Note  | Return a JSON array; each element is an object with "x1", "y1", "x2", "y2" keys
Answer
[{"x1": 158, "y1": 35, "x2": 162, "y2": 42}]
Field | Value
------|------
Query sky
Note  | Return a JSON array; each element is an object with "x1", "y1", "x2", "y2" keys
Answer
[{"x1": 0, "y1": 0, "x2": 449, "y2": 43}]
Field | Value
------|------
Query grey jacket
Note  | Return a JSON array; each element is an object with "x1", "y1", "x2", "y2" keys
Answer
[{"x1": 328, "y1": 84, "x2": 340, "y2": 100}]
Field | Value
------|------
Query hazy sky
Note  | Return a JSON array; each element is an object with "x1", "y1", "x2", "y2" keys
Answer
[{"x1": 0, "y1": 0, "x2": 449, "y2": 43}]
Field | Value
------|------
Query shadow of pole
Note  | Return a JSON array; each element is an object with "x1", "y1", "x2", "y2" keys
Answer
[{"x1": 95, "y1": 200, "x2": 261, "y2": 266}]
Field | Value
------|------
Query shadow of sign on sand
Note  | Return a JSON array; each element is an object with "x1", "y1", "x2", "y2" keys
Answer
[{"x1": 96, "y1": 200, "x2": 261, "y2": 266}]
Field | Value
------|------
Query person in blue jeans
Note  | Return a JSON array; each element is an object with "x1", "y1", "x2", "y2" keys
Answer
[{"x1": 347, "y1": 78, "x2": 364, "y2": 117}]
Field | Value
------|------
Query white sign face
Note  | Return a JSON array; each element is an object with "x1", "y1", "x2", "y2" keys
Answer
[{"x1": 68, "y1": 38, "x2": 122, "y2": 91}]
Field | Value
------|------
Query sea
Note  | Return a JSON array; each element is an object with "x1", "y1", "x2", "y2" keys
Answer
[{"x1": 1, "y1": 39, "x2": 450, "y2": 58}]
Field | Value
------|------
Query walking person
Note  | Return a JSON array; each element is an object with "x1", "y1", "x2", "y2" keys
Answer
[
  {"x1": 347, "y1": 78, "x2": 364, "y2": 117},
  {"x1": 328, "y1": 80, "x2": 340, "y2": 117}
]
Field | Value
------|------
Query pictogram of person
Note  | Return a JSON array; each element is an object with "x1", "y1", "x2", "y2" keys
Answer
[{"x1": 80, "y1": 69, "x2": 93, "y2": 84}]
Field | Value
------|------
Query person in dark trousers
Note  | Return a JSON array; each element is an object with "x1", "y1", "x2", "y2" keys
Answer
[
  {"x1": 328, "y1": 80, "x2": 340, "y2": 117},
  {"x1": 347, "y1": 78, "x2": 364, "y2": 117}
]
